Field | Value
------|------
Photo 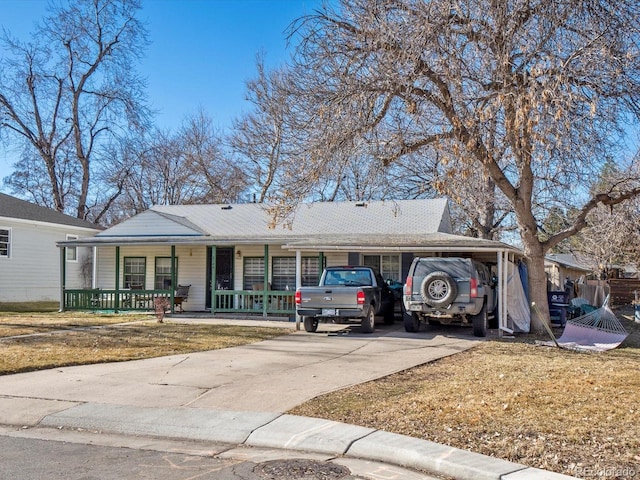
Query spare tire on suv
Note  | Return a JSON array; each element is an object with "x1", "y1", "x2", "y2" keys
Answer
[{"x1": 420, "y1": 271, "x2": 458, "y2": 307}]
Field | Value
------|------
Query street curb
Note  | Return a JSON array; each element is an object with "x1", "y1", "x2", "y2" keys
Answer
[{"x1": 33, "y1": 402, "x2": 579, "y2": 480}]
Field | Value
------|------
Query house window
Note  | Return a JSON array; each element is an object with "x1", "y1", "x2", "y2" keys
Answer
[
  {"x1": 301, "y1": 257, "x2": 320, "y2": 286},
  {"x1": 155, "y1": 257, "x2": 177, "y2": 290},
  {"x1": 271, "y1": 257, "x2": 320, "y2": 290},
  {"x1": 272, "y1": 257, "x2": 296, "y2": 291},
  {"x1": 66, "y1": 234, "x2": 78, "y2": 262},
  {"x1": 0, "y1": 228, "x2": 10, "y2": 258},
  {"x1": 363, "y1": 254, "x2": 400, "y2": 282},
  {"x1": 124, "y1": 257, "x2": 146, "y2": 289},
  {"x1": 243, "y1": 257, "x2": 264, "y2": 290}
]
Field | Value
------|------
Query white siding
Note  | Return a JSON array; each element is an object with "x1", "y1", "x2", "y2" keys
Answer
[
  {"x1": 0, "y1": 219, "x2": 98, "y2": 302},
  {"x1": 95, "y1": 245, "x2": 208, "y2": 311}
]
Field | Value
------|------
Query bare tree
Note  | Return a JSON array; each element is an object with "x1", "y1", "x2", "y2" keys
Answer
[
  {"x1": 100, "y1": 110, "x2": 245, "y2": 221},
  {"x1": 0, "y1": 0, "x2": 149, "y2": 220},
  {"x1": 231, "y1": 56, "x2": 299, "y2": 203},
  {"x1": 572, "y1": 159, "x2": 640, "y2": 275},
  {"x1": 181, "y1": 110, "x2": 247, "y2": 204},
  {"x1": 283, "y1": 0, "x2": 640, "y2": 331}
]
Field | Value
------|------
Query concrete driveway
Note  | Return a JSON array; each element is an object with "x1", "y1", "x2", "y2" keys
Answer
[{"x1": 0, "y1": 320, "x2": 478, "y2": 417}]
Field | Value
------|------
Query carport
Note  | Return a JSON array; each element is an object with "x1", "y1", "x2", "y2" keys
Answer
[{"x1": 283, "y1": 232, "x2": 526, "y2": 335}]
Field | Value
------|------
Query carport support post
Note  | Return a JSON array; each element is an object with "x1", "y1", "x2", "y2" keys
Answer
[
  {"x1": 497, "y1": 251, "x2": 503, "y2": 338},
  {"x1": 295, "y1": 250, "x2": 302, "y2": 330},
  {"x1": 263, "y1": 244, "x2": 269, "y2": 317}
]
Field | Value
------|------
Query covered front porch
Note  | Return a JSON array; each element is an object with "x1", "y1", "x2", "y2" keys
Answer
[{"x1": 57, "y1": 240, "x2": 309, "y2": 316}]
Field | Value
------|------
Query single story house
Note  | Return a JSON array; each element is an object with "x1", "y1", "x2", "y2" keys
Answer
[
  {"x1": 0, "y1": 193, "x2": 102, "y2": 302},
  {"x1": 544, "y1": 253, "x2": 594, "y2": 290},
  {"x1": 57, "y1": 199, "x2": 524, "y2": 332}
]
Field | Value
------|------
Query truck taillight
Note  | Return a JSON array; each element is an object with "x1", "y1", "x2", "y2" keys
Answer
[
  {"x1": 357, "y1": 290, "x2": 365, "y2": 305},
  {"x1": 295, "y1": 291, "x2": 302, "y2": 304},
  {"x1": 470, "y1": 277, "x2": 478, "y2": 298},
  {"x1": 404, "y1": 277, "x2": 412, "y2": 295}
]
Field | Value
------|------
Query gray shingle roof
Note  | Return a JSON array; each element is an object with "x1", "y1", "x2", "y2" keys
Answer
[
  {"x1": 0, "y1": 193, "x2": 101, "y2": 230},
  {"x1": 61, "y1": 199, "x2": 522, "y2": 258},
  {"x1": 148, "y1": 199, "x2": 452, "y2": 238},
  {"x1": 545, "y1": 253, "x2": 593, "y2": 272}
]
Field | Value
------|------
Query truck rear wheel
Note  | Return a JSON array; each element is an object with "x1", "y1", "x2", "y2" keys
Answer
[
  {"x1": 361, "y1": 307, "x2": 375, "y2": 333},
  {"x1": 303, "y1": 317, "x2": 319, "y2": 333}
]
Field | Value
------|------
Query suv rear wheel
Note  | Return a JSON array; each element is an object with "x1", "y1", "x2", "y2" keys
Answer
[
  {"x1": 471, "y1": 303, "x2": 488, "y2": 337},
  {"x1": 403, "y1": 310, "x2": 421, "y2": 332},
  {"x1": 420, "y1": 271, "x2": 458, "y2": 307}
]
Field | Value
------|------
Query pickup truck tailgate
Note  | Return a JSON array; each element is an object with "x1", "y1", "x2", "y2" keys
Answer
[{"x1": 297, "y1": 286, "x2": 359, "y2": 309}]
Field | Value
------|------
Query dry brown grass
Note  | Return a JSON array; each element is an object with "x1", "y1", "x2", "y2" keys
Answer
[
  {"x1": 0, "y1": 312, "x2": 288, "y2": 375},
  {"x1": 2, "y1": 307, "x2": 639, "y2": 478},
  {"x1": 290, "y1": 310, "x2": 640, "y2": 479}
]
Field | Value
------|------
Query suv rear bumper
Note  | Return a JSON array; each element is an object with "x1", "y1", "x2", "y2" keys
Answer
[{"x1": 404, "y1": 298, "x2": 484, "y2": 317}]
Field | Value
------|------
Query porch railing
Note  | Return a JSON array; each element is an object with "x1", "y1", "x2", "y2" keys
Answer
[
  {"x1": 62, "y1": 288, "x2": 296, "y2": 316},
  {"x1": 63, "y1": 289, "x2": 172, "y2": 312},
  {"x1": 212, "y1": 290, "x2": 295, "y2": 316}
]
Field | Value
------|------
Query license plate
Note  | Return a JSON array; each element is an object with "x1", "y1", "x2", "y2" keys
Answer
[{"x1": 322, "y1": 308, "x2": 336, "y2": 316}]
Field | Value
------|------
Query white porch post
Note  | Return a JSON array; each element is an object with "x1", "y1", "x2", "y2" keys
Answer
[
  {"x1": 92, "y1": 246, "x2": 97, "y2": 289},
  {"x1": 59, "y1": 246, "x2": 65, "y2": 312},
  {"x1": 295, "y1": 249, "x2": 301, "y2": 331},
  {"x1": 499, "y1": 250, "x2": 513, "y2": 335}
]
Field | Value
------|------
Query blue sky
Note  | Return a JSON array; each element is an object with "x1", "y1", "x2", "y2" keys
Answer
[{"x1": 0, "y1": 0, "x2": 323, "y2": 180}]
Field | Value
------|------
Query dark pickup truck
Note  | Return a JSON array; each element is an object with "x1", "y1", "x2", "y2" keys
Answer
[{"x1": 295, "y1": 266, "x2": 395, "y2": 333}]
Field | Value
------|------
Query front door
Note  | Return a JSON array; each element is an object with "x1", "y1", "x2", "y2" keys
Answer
[{"x1": 206, "y1": 247, "x2": 234, "y2": 310}]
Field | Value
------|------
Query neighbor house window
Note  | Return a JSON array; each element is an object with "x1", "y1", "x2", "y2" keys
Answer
[
  {"x1": 66, "y1": 234, "x2": 78, "y2": 262},
  {"x1": 155, "y1": 257, "x2": 177, "y2": 290},
  {"x1": 124, "y1": 257, "x2": 146, "y2": 289},
  {"x1": 0, "y1": 228, "x2": 10, "y2": 258},
  {"x1": 363, "y1": 254, "x2": 400, "y2": 282},
  {"x1": 243, "y1": 257, "x2": 265, "y2": 290}
]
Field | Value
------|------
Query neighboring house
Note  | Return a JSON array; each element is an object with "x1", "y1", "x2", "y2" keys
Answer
[
  {"x1": 0, "y1": 193, "x2": 102, "y2": 302},
  {"x1": 544, "y1": 253, "x2": 594, "y2": 290},
  {"x1": 58, "y1": 199, "x2": 522, "y2": 325}
]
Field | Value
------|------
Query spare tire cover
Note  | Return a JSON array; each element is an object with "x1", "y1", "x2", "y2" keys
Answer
[{"x1": 420, "y1": 271, "x2": 458, "y2": 307}]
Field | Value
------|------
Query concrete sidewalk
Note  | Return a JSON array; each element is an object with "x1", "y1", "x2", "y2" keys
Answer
[{"x1": 0, "y1": 318, "x2": 577, "y2": 480}]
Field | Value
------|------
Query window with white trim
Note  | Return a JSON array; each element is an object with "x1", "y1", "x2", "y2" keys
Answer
[
  {"x1": 66, "y1": 234, "x2": 78, "y2": 262},
  {"x1": 0, "y1": 228, "x2": 10, "y2": 258},
  {"x1": 155, "y1": 257, "x2": 178, "y2": 290},
  {"x1": 124, "y1": 257, "x2": 146, "y2": 289},
  {"x1": 363, "y1": 254, "x2": 401, "y2": 282}
]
